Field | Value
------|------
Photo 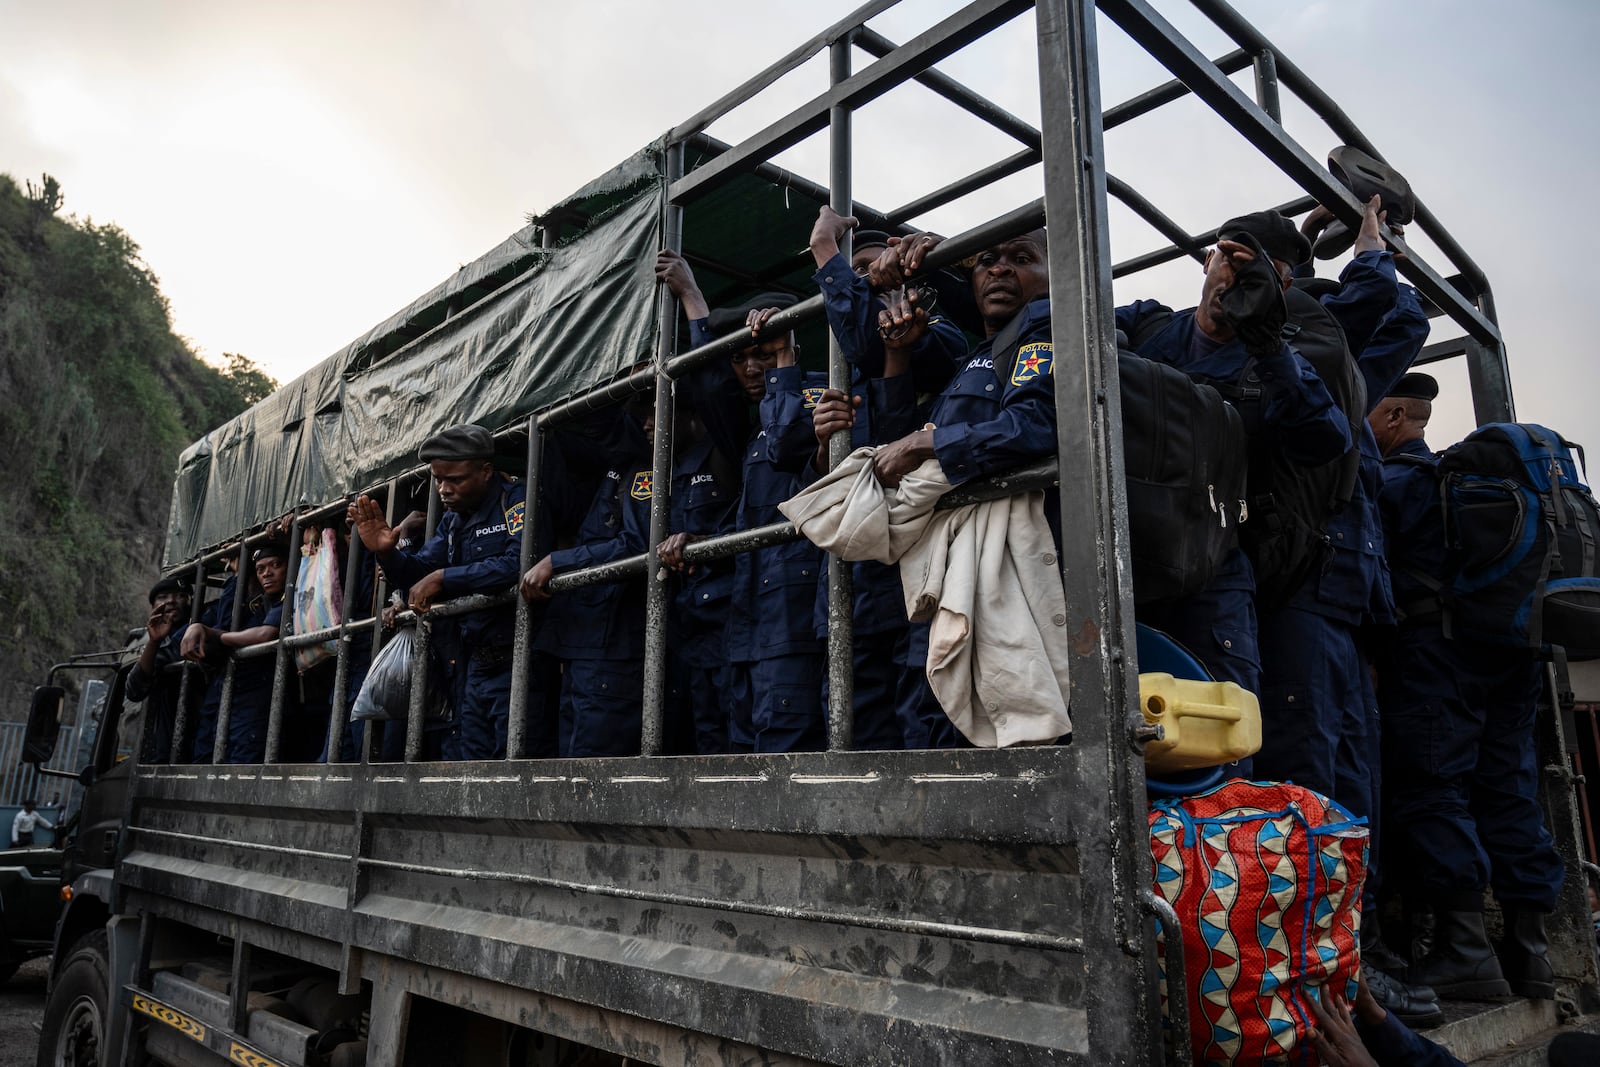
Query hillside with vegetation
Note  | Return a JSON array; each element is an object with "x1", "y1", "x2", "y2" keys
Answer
[{"x1": 0, "y1": 173, "x2": 275, "y2": 716}]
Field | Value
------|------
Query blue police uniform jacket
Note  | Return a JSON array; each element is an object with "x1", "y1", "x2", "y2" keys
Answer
[
  {"x1": 763, "y1": 367, "x2": 921, "y2": 639},
  {"x1": 1117, "y1": 299, "x2": 1352, "y2": 591},
  {"x1": 669, "y1": 437, "x2": 737, "y2": 668},
  {"x1": 229, "y1": 588, "x2": 285, "y2": 711},
  {"x1": 812, "y1": 252, "x2": 966, "y2": 392},
  {"x1": 926, "y1": 297, "x2": 1058, "y2": 485},
  {"x1": 1288, "y1": 281, "x2": 1430, "y2": 625},
  {"x1": 682, "y1": 319, "x2": 824, "y2": 662},
  {"x1": 377, "y1": 472, "x2": 526, "y2": 651},
  {"x1": 1378, "y1": 435, "x2": 1445, "y2": 620},
  {"x1": 537, "y1": 466, "x2": 652, "y2": 661}
]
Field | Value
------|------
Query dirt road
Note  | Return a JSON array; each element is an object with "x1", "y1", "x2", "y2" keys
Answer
[{"x1": 0, "y1": 958, "x2": 46, "y2": 1066}]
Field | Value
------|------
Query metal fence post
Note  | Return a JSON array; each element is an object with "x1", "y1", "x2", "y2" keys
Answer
[
  {"x1": 212, "y1": 539, "x2": 252, "y2": 765},
  {"x1": 327, "y1": 523, "x2": 366, "y2": 763},
  {"x1": 640, "y1": 140, "x2": 686, "y2": 757},
  {"x1": 824, "y1": 31, "x2": 857, "y2": 752},
  {"x1": 1036, "y1": 0, "x2": 1159, "y2": 1061},
  {"x1": 167, "y1": 558, "x2": 207, "y2": 763},
  {"x1": 507, "y1": 416, "x2": 542, "y2": 760},
  {"x1": 264, "y1": 513, "x2": 302, "y2": 764}
]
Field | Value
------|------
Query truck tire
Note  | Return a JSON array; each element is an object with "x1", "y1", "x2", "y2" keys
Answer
[{"x1": 36, "y1": 931, "x2": 108, "y2": 1067}]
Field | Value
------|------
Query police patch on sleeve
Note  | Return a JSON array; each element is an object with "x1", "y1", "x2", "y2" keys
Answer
[
  {"x1": 630, "y1": 472, "x2": 654, "y2": 500},
  {"x1": 801, "y1": 387, "x2": 825, "y2": 410},
  {"x1": 1011, "y1": 342, "x2": 1053, "y2": 385},
  {"x1": 505, "y1": 500, "x2": 525, "y2": 535}
]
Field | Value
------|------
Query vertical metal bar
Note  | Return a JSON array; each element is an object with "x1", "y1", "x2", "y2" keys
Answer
[
  {"x1": 507, "y1": 416, "x2": 541, "y2": 760},
  {"x1": 404, "y1": 617, "x2": 432, "y2": 763},
  {"x1": 264, "y1": 514, "x2": 303, "y2": 764},
  {"x1": 1036, "y1": 0, "x2": 1158, "y2": 1063},
  {"x1": 1251, "y1": 48, "x2": 1280, "y2": 122},
  {"x1": 1464, "y1": 296, "x2": 1515, "y2": 425},
  {"x1": 824, "y1": 31, "x2": 856, "y2": 752},
  {"x1": 212, "y1": 539, "x2": 252, "y2": 764},
  {"x1": 229, "y1": 938, "x2": 253, "y2": 1034},
  {"x1": 167, "y1": 559, "x2": 206, "y2": 763},
  {"x1": 424, "y1": 475, "x2": 442, "y2": 539},
  {"x1": 326, "y1": 524, "x2": 366, "y2": 763},
  {"x1": 640, "y1": 140, "x2": 686, "y2": 758},
  {"x1": 364, "y1": 480, "x2": 400, "y2": 764}
]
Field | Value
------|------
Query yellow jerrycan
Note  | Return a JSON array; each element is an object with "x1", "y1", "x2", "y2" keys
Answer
[{"x1": 1138, "y1": 673, "x2": 1261, "y2": 773}]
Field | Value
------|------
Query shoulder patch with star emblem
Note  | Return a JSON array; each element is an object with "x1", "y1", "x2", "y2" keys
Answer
[
  {"x1": 630, "y1": 472, "x2": 654, "y2": 500},
  {"x1": 1010, "y1": 342, "x2": 1053, "y2": 385}
]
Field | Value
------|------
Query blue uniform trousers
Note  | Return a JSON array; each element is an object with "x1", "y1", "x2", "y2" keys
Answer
[
  {"x1": 227, "y1": 693, "x2": 269, "y2": 764},
  {"x1": 559, "y1": 658, "x2": 642, "y2": 758},
  {"x1": 728, "y1": 655, "x2": 825, "y2": 753},
  {"x1": 1381, "y1": 628, "x2": 1563, "y2": 911},
  {"x1": 668, "y1": 657, "x2": 732, "y2": 756},
  {"x1": 895, "y1": 622, "x2": 968, "y2": 750},
  {"x1": 449, "y1": 654, "x2": 513, "y2": 761},
  {"x1": 820, "y1": 631, "x2": 906, "y2": 750},
  {"x1": 1255, "y1": 606, "x2": 1374, "y2": 814}
]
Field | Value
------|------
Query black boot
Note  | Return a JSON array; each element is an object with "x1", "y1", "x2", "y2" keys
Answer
[
  {"x1": 1362, "y1": 913, "x2": 1435, "y2": 998},
  {"x1": 1497, "y1": 908, "x2": 1556, "y2": 1000},
  {"x1": 1407, "y1": 906, "x2": 1512, "y2": 1000},
  {"x1": 1362, "y1": 961, "x2": 1444, "y2": 1029}
]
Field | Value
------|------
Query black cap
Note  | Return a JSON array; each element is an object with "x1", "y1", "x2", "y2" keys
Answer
[
  {"x1": 1388, "y1": 372, "x2": 1438, "y2": 402},
  {"x1": 252, "y1": 542, "x2": 290, "y2": 564},
  {"x1": 706, "y1": 291, "x2": 798, "y2": 334},
  {"x1": 148, "y1": 576, "x2": 189, "y2": 604},
  {"x1": 1217, "y1": 211, "x2": 1311, "y2": 267},
  {"x1": 418, "y1": 424, "x2": 495, "y2": 462},
  {"x1": 853, "y1": 230, "x2": 891, "y2": 253}
]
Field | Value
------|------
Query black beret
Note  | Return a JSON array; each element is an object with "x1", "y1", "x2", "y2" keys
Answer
[
  {"x1": 252, "y1": 542, "x2": 290, "y2": 564},
  {"x1": 1217, "y1": 211, "x2": 1311, "y2": 268},
  {"x1": 1388, "y1": 372, "x2": 1439, "y2": 402},
  {"x1": 853, "y1": 230, "x2": 891, "y2": 252},
  {"x1": 148, "y1": 575, "x2": 189, "y2": 604},
  {"x1": 418, "y1": 423, "x2": 495, "y2": 462},
  {"x1": 706, "y1": 291, "x2": 798, "y2": 334}
]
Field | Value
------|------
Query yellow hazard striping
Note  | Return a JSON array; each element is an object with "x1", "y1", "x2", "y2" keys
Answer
[
  {"x1": 131, "y1": 994, "x2": 206, "y2": 1041},
  {"x1": 229, "y1": 1042, "x2": 284, "y2": 1067}
]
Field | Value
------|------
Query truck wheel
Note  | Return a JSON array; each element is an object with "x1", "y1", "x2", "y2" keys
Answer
[{"x1": 36, "y1": 931, "x2": 108, "y2": 1067}]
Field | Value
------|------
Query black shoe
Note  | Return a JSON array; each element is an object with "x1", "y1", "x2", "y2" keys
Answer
[
  {"x1": 1363, "y1": 962, "x2": 1444, "y2": 1029},
  {"x1": 1407, "y1": 908, "x2": 1513, "y2": 1001},
  {"x1": 1497, "y1": 908, "x2": 1556, "y2": 1000}
]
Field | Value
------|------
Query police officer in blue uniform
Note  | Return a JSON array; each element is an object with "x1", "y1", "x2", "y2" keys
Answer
[
  {"x1": 125, "y1": 575, "x2": 198, "y2": 763},
  {"x1": 348, "y1": 424, "x2": 527, "y2": 761},
  {"x1": 656, "y1": 251, "x2": 829, "y2": 752},
  {"x1": 1373, "y1": 373, "x2": 1564, "y2": 1001},
  {"x1": 865, "y1": 227, "x2": 1060, "y2": 748},
  {"x1": 1118, "y1": 212, "x2": 1352, "y2": 722},
  {"x1": 181, "y1": 542, "x2": 291, "y2": 763},
  {"x1": 522, "y1": 406, "x2": 654, "y2": 758},
  {"x1": 806, "y1": 208, "x2": 965, "y2": 748},
  {"x1": 657, "y1": 414, "x2": 738, "y2": 755},
  {"x1": 1259, "y1": 201, "x2": 1440, "y2": 1020},
  {"x1": 186, "y1": 564, "x2": 240, "y2": 762}
]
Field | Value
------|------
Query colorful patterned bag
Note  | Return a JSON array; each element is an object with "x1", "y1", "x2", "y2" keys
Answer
[
  {"x1": 1149, "y1": 780, "x2": 1368, "y2": 1064},
  {"x1": 292, "y1": 526, "x2": 344, "y2": 672}
]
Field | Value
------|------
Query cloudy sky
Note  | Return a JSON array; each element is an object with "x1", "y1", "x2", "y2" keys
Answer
[{"x1": 3, "y1": 0, "x2": 1595, "y2": 450}]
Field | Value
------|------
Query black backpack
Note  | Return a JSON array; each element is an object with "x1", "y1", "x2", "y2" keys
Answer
[
  {"x1": 1118, "y1": 345, "x2": 1248, "y2": 605},
  {"x1": 989, "y1": 312, "x2": 1247, "y2": 605},
  {"x1": 1411, "y1": 423, "x2": 1600, "y2": 658},
  {"x1": 1127, "y1": 284, "x2": 1365, "y2": 609}
]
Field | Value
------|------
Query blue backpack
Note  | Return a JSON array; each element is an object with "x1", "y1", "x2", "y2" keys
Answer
[{"x1": 1432, "y1": 423, "x2": 1600, "y2": 658}]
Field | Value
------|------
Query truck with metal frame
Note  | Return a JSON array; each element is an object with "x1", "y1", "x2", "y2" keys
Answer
[{"x1": 19, "y1": 1, "x2": 1600, "y2": 1064}]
